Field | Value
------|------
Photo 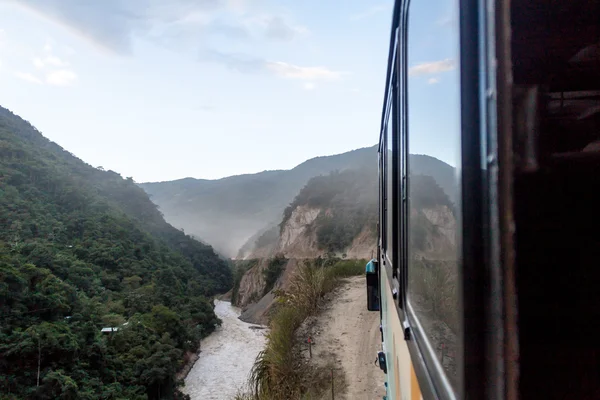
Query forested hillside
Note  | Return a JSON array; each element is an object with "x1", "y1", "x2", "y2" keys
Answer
[
  {"x1": 280, "y1": 166, "x2": 378, "y2": 254},
  {"x1": 0, "y1": 106, "x2": 232, "y2": 399},
  {"x1": 140, "y1": 146, "x2": 376, "y2": 257}
]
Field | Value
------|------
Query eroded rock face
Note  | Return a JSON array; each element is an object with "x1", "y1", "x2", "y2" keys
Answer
[
  {"x1": 247, "y1": 204, "x2": 377, "y2": 261},
  {"x1": 236, "y1": 258, "x2": 302, "y2": 324},
  {"x1": 419, "y1": 205, "x2": 456, "y2": 259},
  {"x1": 344, "y1": 226, "x2": 377, "y2": 260},
  {"x1": 422, "y1": 205, "x2": 456, "y2": 246},
  {"x1": 235, "y1": 204, "x2": 377, "y2": 324},
  {"x1": 236, "y1": 259, "x2": 267, "y2": 308},
  {"x1": 277, "y1": 206, "x2": 322, "y2": 257}
]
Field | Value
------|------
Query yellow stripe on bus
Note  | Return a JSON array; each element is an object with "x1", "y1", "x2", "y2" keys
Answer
[
  {"x1": 411, "y1": 363, "x2": 422, "y2": 400},
  {"x1": 394, "y1": 332, "x2": 401, "y2": 399}
]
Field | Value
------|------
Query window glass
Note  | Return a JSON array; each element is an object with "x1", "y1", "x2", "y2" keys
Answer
[
  {"x1": 377, "y1": 148, "x2": 383, "y2": 252},
  {"x1": 386, "y1": 111, "x2": 394, "y2": 265},
  {"x1": 406, "y1": 0, "x2": 461, "y2": 390},
  {"x1": 379, "y1": 143, "x2": 386, "y2": 252}
]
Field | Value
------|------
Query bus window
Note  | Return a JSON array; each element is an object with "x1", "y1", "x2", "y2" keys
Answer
[
  {"x1": 380, "y1": 135, "x2": 387, "y2": 254},
  {"x1": 386, "y1": 107, "x2": 395, "y2": 268},
  {"x1": 406, "y1": 0, "x2": 461, "y2": 392}
]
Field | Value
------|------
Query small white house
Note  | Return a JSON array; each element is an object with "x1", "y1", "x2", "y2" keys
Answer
[{"x1": 100, "y1": 321, "x2": 129, "y2": 334}]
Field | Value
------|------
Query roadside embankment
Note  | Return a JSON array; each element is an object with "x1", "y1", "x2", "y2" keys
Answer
[
  {"x1": 297, "y1": 276, "x2": 387, "y2": 399},
  {"x1": 235, "y1": 259, "x2": 383, "y2": 400}
]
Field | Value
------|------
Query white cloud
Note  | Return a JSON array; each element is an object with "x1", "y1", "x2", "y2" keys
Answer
[
  {"x1": 63, "y1": 45, "x2": 76, "y2": 56},
  {"x1": 16, "y1": 1, "x2": 309, "y2": 55},
  {"x1": 350, "y1": 4, "x2": 393, "y2": 21},
  {"x1": 226, "y1": 0, "x2": 247, "y2": 13},
  {"x1": 204, "y1": 50, "x2": 346, "y2": 84},
  {"x1": 46, "y1": 69, "x2": 77, "y2": 86},
  {"x1": 15, "y1": 71, "x2": 43, "y2": 84},
  {"x1": 436, "y1": 16, "x2": 454, "y2": 27},
  {"x1": 34, "y1": 41, "x2": 70, "y2": 69},
  {"x1": 428, "y1": 77, "x2": 440, "y2": 84},
  {"x1": 45, "y1": 55, "x2": 69, "y2": 67},
  {"x1": 303, "y1": 82, "x2": 315, "y2": 90},
  {"x1": 33, "y1": 57, "x2": 44, "y2": 69},
  {"x1": 266, "y1": 61, "x2": 343, "y2": 81},
  {"x1": 409, "y1": 59, "x2": 455, "y2": 76},
  {"x1": 27, "y1": 42, "x2": 76, "y2": 86},
  {"x1": 262, "y1": 16, "x2": 308, "y2": 40},
  {"x1": 33, "y1": 56, "x2": 69, "y2": 69},
  {"x1": 0, "y1": 30, "x2": 6, "y2": 71}
]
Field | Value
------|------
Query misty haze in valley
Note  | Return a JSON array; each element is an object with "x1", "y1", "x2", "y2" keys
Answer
[{"x1": 140, "y1": 146, "x2": 456, "y2": 257}]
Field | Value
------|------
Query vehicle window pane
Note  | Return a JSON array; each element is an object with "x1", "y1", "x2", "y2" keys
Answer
[
  {"x1": 386, "y1": 114, "x2": 394, "y2": 264},
  {"x1": 406, "y1": 0, "x2": 461, "y2": 390},
  {"x1": 379, "y1": 143, "x2": 386, "y2": 252}
]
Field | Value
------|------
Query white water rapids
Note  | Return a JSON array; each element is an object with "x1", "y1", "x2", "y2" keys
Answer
[{"x1": 181, "y1": 300, "x2": 268, "y2": 400}]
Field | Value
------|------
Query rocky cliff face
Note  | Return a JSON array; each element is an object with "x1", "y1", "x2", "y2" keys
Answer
[
  {"x1": 345, "y1": 226, "x2": 377, "y2": 260},
  {"x1": 415, "y1": 205, "x2": 456, "y2": 259},
  {"x1": 232, "y1": 257, "x2": 303, "y2": 323},
  {"x1": 238, "y1": 258, "x2": 302, "y2": 324},
  {"x1": 276, "y1": 206, "x2": 323, "y2": 258},
  {"x1": 233, "y1": 156, "x2": 459, "y2": 324},
  {"x1": 235, "y1": 259, "x2": 268, "y2": 307},
  {"x1": 244, "y1": 204, "x2": 377, "y2": 261},
  {"x1": 233, "y1": 202, "x2": 376, "y2": 324}
]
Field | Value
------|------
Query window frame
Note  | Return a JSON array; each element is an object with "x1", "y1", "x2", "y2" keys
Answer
[
  {"x1": 380, "y1": 0, "x2": 506, "y2": 398},
  {"x1": 386, "y1": 75, "x2": 399, "y2": 280},
  {"x1": 397, "y1": 0, "x2": 464, "y2": 399},
  {"x1": 379, "y1": 132, "x2": 387, "y2": 256}
]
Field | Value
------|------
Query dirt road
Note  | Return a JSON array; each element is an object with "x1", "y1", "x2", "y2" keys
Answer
[{"x1": 303, "y1": 276, "x2": 387, "y2": 400}]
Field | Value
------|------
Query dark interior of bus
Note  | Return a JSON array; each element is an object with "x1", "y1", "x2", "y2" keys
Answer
[{"x1": 511, "y1": 0, "x2": 599, "y2": 398}]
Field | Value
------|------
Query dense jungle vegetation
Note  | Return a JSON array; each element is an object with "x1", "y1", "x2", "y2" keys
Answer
[
  {"x1": 0, "y1": 107, "x2": 233, "y2": 399},
  {"x1": 280, "y1": 167, "x2": 378, "y2": 253}
]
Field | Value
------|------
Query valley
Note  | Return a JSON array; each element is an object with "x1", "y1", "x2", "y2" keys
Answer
[{"x1": 0, "y1": 105, "x2": 456, "y2": 400}]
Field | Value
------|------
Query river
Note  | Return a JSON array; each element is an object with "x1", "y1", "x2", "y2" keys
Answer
[{"x1": 181, "y1": 300, "x2": 268, "y2": 400}]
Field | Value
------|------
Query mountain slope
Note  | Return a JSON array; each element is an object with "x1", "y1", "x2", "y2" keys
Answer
[
  {"x1": 140, "y1": 146, "x2": 376, "y2": 257},
  {"x1": 240, "y1": 153, "x2": 456, "y2": 260},
  {"x1": 0, "y1": 106, "x2": 232, "y2": 400},
  {"x1": 231, "y1": 155, "x2": 457, "y2": 326},
  {"x1": 141, "y1": 147, "x2": 457, "y2": 258},
  {"x1": 276, "y1": 165, "x2": 378, "y2": 258}
]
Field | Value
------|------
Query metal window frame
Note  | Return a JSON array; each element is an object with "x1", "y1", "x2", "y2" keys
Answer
[
  {"x1": 377, "y1": 0, "x2": 509, "y2": 398},
  {"x1": 400, "y1": 0, "x2": 461, "y2": 397}
]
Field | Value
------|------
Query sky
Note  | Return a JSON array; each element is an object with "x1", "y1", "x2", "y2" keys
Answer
[{"x1": 0, "y1": 0, "x2": 458, "y2": 183}]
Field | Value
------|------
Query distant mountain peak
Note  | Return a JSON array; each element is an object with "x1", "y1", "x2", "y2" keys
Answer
[{"x1": 140, "y1": 144, "x2": 455, "y2": 258}]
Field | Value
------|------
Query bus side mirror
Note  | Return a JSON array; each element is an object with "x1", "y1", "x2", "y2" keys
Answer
[
  {"x1": 378, "y1": 351, "x2": 387, "y2": 374},
  {"x1": 366, "y1": 259, "x2": 380, "y2": 311}
]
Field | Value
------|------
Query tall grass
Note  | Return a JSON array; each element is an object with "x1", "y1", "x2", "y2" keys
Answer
[
  {"x1": 241, "y1": 258, "x2": 366, "y2": 400},
  {"x1": 409, "y1": 259, "x2": 458, "y2": 333}
]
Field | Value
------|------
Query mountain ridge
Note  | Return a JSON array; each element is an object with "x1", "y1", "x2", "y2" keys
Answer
[
  {"x1": 230, "y1": 154, "x2": 457, "y2": 325},
  {"x1": 140, "y1": 146, "x2": 378, "y2": 257}
]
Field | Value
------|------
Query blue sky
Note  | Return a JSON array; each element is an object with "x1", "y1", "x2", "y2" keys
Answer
[
  {"x1": 408, "y1": 0, "x2": 460, "y2": 170},
  {"x1": 0, "y1": 0, "x2": 457, "y2": 183}
]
